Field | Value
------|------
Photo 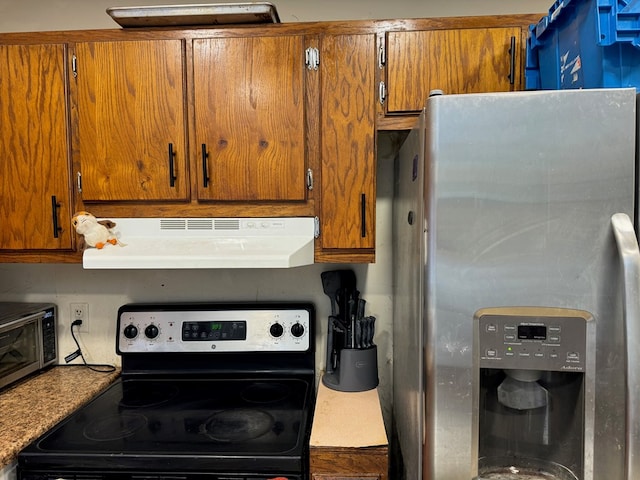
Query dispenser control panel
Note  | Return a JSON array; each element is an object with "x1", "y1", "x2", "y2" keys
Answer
[{"x1": 476, "y1": 307, "x2": 594, "y2": 372}]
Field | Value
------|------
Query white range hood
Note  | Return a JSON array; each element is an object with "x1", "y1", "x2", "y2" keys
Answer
[{"x1": 82, "y1": 217, "x2": 316, "y2": 269}]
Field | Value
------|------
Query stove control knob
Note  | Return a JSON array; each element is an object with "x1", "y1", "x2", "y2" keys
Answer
[
  {"x1": 145, "y1": 324, "x2": 159, "y2": 339},
  {"x1": 123, "y1": 324, "x2": 138, "y2": 339},
  {"x1": 291, "y1": 322, "x2": 305, "y2": 338},
  {"x1": 270, "y1": 322, "x2": 284, "y2": 338}
]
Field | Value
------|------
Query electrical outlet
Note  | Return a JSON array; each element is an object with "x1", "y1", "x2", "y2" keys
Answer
[{"x1": 70, "y1": 302, "x2": 89, "y2": 333}]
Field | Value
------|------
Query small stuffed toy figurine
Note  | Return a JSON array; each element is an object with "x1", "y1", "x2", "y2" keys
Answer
[{"x1": 71, "y1": 211, "x2": 120, "y2": 250}]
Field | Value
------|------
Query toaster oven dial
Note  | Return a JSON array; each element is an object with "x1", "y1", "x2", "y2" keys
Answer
[
  {"x1": 145, "y1": 324, "x2": 159, "y2": 339},
  {"x1": 123, "y1": 324, "x2": 138, "y2": 339}
]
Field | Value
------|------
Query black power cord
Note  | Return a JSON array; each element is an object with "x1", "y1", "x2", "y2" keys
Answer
[{"x1": 64, "y1": 319, "x2": 116, "y2": 373}]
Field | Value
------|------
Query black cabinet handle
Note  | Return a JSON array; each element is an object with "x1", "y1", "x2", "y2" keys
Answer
[
  {"x1": 201, "y1": 143, "x2": 210, "y2": 188},
  {"x1": 168, "y1": 143, "x2": 177, "y2": 187},
  {"x1": 361, "y1": 193, "x2": 366, "y2": 238},
  {"x1": 51, "y1": 195, "x2": 62, "y2": 239},
  {"x1": 508, "y1": 36, "x2": 516, "y2": 85}
]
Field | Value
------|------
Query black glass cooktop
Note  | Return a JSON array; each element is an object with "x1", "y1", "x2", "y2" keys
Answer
[{"x1": 20, "y1": 376, "x2": 313, "y2": 474}]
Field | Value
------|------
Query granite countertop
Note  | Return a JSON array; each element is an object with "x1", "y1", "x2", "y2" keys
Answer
[
  {"x1": 310, "y1": 381, "x2": 387, "y2": 449},
  {"x1": 0, "y1": 365, "x2": 120, "y2": 468}
]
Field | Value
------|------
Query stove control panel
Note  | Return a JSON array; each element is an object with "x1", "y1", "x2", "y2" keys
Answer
[{"x1": 117, "y1": 306, "x2": 311, "y2": 353}]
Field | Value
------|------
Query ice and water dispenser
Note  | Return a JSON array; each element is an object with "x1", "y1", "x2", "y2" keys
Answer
[{"x1": 473, "y1": 307, "x2": 596, "y2": 480}]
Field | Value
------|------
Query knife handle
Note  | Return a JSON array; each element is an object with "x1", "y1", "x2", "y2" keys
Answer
[
  {"x1": 326, "y1": 317, "x2": 335, "y2": 374},
  {"x1": 357, "y1": 298, "x2": 366, "y2": 319},
  {"x1": 369, "y1": 316, "x2": 376, "y2": 346}
]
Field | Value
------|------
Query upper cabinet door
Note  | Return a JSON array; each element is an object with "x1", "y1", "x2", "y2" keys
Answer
[
  {"x1": 193, "y1": 36, "x2": 306, "y2": 201},
  {"x1": 0, "y1": 44, "x2": 73, "y2": 250},
  {"x1": 75, "y1": 40, "x2": 188, "y2": 201},
  {"x1": 386, "y1": 27, "x2": 523, "y2": 113},
  {"x1": 319, "y1": 34, "x2": 376, "y2": 252}
]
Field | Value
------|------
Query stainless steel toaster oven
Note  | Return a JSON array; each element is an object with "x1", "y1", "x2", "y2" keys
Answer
[{"x1": 0, "y1": 302, "x2": 57, "y2": 390}]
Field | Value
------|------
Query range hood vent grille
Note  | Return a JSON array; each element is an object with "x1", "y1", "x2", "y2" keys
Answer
[
  {"x1": 213, "y1": 219, "x2": 240, "y2": 230},
  {"x1": 159, "y1": 219, "x2": 241, "y2": 231},
  {"x1": 160, "y1": 219, "x2": 187, "y2": 230}
]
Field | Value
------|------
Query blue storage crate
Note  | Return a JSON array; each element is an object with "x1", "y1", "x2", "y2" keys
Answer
[{"x1": 526, "y1": 0, "x2": 640, "y2": 90}]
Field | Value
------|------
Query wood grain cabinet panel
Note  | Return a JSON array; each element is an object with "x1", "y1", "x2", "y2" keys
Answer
[
  {"x1": 75, "y1": 40, "x2": 188, "y2": 202},
  {"x1": 193, "y1": 35, "x2": 307, "y2": 202},
  {"x1": 319, "y1": 33, "x2": 376, "y2": 255},
  {"x1": 310, "y1": 446, "x2": 388, "y2": 480},
  {"x1": 0, "y1": 43, "x2": 73, "y2": 250},
  {"x1": 386, "y1": 27, "x2": 523, "y2": 113},
  {"x1": 313, "y1": 476, "x2": 380, "y2": 480}
]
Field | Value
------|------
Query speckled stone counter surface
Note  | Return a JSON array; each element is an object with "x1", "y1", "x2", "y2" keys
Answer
[{"x1": 0, "y1": 366, "x2": 120, "y2": 468}]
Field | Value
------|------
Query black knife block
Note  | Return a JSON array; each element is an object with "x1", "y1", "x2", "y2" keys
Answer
[{"x1": 322, "y1": 346, "x2": 379, "y2": 392}]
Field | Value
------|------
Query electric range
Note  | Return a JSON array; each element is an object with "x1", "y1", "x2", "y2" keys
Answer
[{"x1": 18, "y1": 302, "x2": 315, "y2": 480}]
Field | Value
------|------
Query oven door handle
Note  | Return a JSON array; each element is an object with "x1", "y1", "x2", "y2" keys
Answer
[{"x1": 611, "y1": 212, "x2": 640, "y2": 480}]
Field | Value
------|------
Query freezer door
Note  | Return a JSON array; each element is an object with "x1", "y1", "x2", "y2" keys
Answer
[{"x1": 422, "y1": 89, "x2": 636, "y2": 479}]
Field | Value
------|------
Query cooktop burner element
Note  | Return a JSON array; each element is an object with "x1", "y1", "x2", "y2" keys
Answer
[
  {"x1": 83, "y1": 413, "x2": 148, "y2": 442},
  {"x1": 242, "y1": 381, "x2": 291, "y2": 403},
  {"x1": 202, "y1": 408, "x2": 275, "y2": 442},
  {"x1": 19, "y1": 302, "x2": 315, "y2": 480},
  {"x1": 119, "y1": 382, "x2": 180, "y2": 408}
]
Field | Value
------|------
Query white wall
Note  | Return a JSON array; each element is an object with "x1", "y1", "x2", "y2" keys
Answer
[
  {"x1": 0, "y1": 0, "x2": 552, "y2": 426},
  {"x1": 0, "y1": 0, "x2": 552, "y2": 32}
]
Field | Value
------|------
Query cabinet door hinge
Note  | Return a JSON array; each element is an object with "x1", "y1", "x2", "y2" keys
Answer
[
  {"x1": 72, "y1": 54, "x2": 78, "y2": 78},
  {"x1": 305, "y1": 47, "x2": 319, "y2": 70},
  {"x1": 379, "y1": 81, "x2": 387, "y2": 105},
  {"x1": 306, "y1": 168, "x2": 314, "y2": 190},
  {"x1": 314, "y1": 216, "x2": 320, "y2": 238},
  {"x1": 76, "y1": 171, "x2": 82, "y2": 193},
  {"x1": 378, "y1": 43, "x2": 386, "y2": 69}
]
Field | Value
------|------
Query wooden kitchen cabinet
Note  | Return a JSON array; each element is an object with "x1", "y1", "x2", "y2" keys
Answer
[
  {"x1": 74, "y1": 39, "x2": 188, "y2": 202},
  {"x1": 316, "y1": 33, "x2": 377, "y2": 262},
  {"x1": 193, "y1": 35, "x2": 307, "y2": 202},
  {"x1": 385, "y1": 26, "x2": 523, "y2": 114},
  {"x1": 0, "y1": 43, "x2": 73, "y2": 250},
  {"x1": 311, "y1": 449, "x2": 388, "y2": 480},
  {"x1": 76, "y1": 35, "x2": 308, "y2": 205},
  {"x1": 0, "y1": 13, "x2": 544, "y2": 263}
]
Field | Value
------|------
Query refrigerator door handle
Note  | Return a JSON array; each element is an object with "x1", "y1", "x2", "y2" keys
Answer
[{"x1": 611, "y1": 212, "x2": 640, "y2": 480}]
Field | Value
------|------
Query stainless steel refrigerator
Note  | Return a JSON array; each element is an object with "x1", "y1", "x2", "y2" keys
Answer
[{"x1": 392, "y1": 88, "x2": 640, "y2": 480}]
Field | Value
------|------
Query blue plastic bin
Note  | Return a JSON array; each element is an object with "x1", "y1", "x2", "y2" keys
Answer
[{"x1": 526, "y1": 0, "x2": 640, "y2": 90}]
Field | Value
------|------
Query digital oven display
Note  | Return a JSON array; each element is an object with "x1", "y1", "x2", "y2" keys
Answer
[
  {"x1": 517, "y1": 324, "x2": 547, "y2": 340},
  {"x1": 182, "y1": 320, "x2": 247, "y2": 341}
]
